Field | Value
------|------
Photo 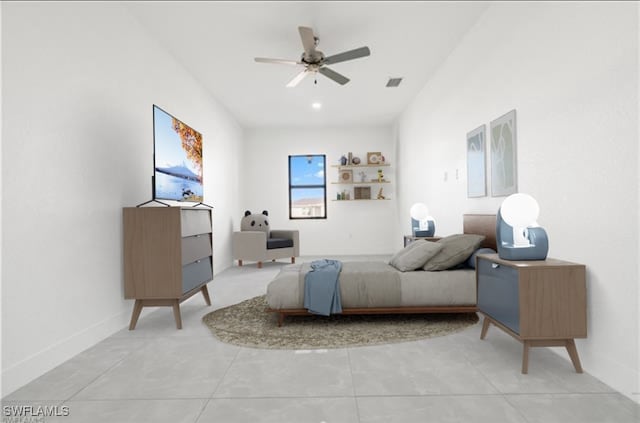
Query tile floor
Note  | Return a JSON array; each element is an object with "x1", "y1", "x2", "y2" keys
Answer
[{"x1": 3, "y1": 256, "x2": 639, "y2": 423}]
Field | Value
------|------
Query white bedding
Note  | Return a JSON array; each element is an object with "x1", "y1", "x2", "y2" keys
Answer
[{"x1": 266, "y1": 262, "x2": 476, "y2": 310}]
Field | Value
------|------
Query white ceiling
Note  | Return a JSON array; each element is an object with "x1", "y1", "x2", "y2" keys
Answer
[{"x1": 124, "y1": 1, "x2": 489, "y2": 128}]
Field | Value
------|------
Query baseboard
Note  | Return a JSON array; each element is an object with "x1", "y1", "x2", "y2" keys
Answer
[
  {"x1": 1, "y1": 308, "x2": 131, "y2": 398},
  {"x1": 550, "y1": 345, "x2": 639, "y2": 403}
]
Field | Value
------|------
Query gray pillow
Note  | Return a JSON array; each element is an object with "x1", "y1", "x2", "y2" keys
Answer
[
  {"x1": 389, "y1": 240, "x2": 443, "y2": 272},
  {"x1": 466, "y1": 248, "x2": 497, "y2": 269},
  {"x1": 422, "y1": 234, "x2": 486, "y2": 271}
]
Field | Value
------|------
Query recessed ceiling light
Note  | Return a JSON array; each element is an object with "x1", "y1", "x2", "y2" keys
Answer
[{"x1": 311, "y1": 102, "x2": 322, "y2": 110}]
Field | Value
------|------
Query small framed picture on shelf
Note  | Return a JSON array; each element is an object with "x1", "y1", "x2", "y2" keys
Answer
[
  {"x1": 339, "y1": 169, "x2": 353, "y2": 183},
  {"x1": 354, "y1": 186, "x2": 371, "y2": 200},
  {"x1": 367, "y1": 152, "x2": 382, "y2": 164}
]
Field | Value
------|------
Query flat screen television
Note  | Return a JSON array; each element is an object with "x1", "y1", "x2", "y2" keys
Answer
[{"x1": 152, "y1": 105, "x2": 203, "y2": 202}]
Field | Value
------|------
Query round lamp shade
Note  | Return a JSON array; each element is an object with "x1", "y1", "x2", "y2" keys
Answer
[
  {"x1": 501, "y1": 193, "x2": 540, "y2": 227},
  {"x1": 410, "y1": 203, "x2": 430, "y2": 220}
]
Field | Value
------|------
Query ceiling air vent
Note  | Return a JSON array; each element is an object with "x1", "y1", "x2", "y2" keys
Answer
[{"x1": 386, "y1": 77, "x2": 403, "y2": 88}]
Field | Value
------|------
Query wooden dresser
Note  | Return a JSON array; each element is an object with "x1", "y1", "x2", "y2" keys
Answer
[{"x1": 123, "y1": 207, "x2": 213, "y2": 330}]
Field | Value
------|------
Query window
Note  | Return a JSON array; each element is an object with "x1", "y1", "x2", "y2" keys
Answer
[{"x1": 289, "y1": 154, "x2": 327, "y2": 219}]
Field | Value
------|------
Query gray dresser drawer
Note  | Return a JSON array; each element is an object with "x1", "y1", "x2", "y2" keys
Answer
[
  {"x1": 182, "y1": 257, "x2": 212, "y2": 294},
  {"x1": 181, "y1": 209, "x2": 211, "y2": 237},
  {"x1": 181, "y1": 234, "x2": 212, "y2": 265},
  {"x1": 477, "y1": 258, "x2": 520, "y2": 334}
]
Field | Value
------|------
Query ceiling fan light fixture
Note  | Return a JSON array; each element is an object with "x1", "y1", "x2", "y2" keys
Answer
[
  {"x1": 386, "y1": 77, "x2": 403, "y2": 88},
  {"x1": 255, "y1": 26, "x2": 370, "y2": 88}
]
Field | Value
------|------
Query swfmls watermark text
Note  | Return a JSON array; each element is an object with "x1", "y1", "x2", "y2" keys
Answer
[{"x1": 3, "y1": 405, "x2": 70, "y2": 422}]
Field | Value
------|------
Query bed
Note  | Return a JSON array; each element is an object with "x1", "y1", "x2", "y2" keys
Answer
[{"x1": 266, "y1": 214, "x2": 497, "y2": 326}]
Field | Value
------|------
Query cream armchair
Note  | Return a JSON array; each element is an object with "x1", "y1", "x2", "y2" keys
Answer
[{"x1": 232, "y1": 210, "x2": 299, "y2": 268}]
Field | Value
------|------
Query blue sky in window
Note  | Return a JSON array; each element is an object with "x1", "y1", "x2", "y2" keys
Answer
[{"x1": 290, "y1": 155, "x2": 325, "y2": 186}]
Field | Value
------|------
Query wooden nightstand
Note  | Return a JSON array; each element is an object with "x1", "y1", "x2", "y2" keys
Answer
[
  {"x1": 403, "y1": 235, "x2": 440, "y2": 247},
  {"x1": 476, "y1": 254, "x2": 587, "y2": 373}
]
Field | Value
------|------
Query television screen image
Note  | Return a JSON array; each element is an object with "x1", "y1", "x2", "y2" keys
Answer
[{"x1": 153, "y1": 105, "x2": 203, "y2": 202}]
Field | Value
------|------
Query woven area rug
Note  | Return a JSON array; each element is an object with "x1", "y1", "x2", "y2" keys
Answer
[{"x1": 202, "y1": 295, "x2": 479, "y2": 349}]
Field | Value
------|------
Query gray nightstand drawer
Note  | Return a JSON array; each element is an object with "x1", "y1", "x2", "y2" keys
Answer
[
  {"x1": 477, "y1": 258, "x2": 520, "y2": 334},
  {"x1": 182, "y1": 257, "x2": 212, "y2": 293},
  {"x1": 181, "y1": 234, "x2": 212, "y2": 265},
  {"x1": 181, "y1": 209, "x2": 211, "y2": 237}
]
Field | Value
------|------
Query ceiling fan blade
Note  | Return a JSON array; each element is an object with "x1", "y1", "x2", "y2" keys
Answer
[
  {"x1": 324, "y1": 46, "x2": 371, "y2": 65},
  {"x1": 318, "y1": 67, "x2": 350, "y2": 85},
  {"x1": 298, "y1": 26, "x2": 316, "y2": 54},
  {"x1": 286, "y1": 69, "x2": 310, "y2": 87},
  {"x1": 255, "y1": 57, "x2": 301, "y2": 66}
]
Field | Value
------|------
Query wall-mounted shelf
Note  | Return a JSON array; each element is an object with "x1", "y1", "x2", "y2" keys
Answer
[
  {"x1": 331, "y1": 163, "x2": 391, "y2": 169},
  {"x1": 331, "y1": 198, "x2": 391, "y2": 202},
  {"x1": 333, "y1": 154, "x2": 392, "y2": 201},
  {"x1": 331, "y1": 181, "x2": 391, "y2": 185}
]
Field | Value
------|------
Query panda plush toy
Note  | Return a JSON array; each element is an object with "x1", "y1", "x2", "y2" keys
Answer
[{"x1": 240, "y1": 210, "x2": 270, "y2": 236}]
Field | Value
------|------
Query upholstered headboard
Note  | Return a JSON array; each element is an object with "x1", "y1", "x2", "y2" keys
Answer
[{"x1": 463, "y1": 214, "x2": 497, "y2": 250}]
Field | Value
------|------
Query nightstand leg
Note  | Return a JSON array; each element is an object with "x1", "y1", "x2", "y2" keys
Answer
[
  {"x1": 565, "y1": 339, "x2": 583, "y2": 373},
  {"x1": 480, "y1": 316, "x2": 491, "y2": 340},
  {"x1": 172, "y1": 300, "x2": 182, "y2": 330},
  {"x1": 129, "y1": 300, "x2": 143, "y2": 331},
  {"x1": 522, "y1": 341, "x2": 530, "y2": 374},
  {"x1": 201, "y1": 285, "x2": 212, "y2": 306}
]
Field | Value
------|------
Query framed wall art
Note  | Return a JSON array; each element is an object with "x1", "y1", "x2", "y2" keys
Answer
[
  {"x1": 490, "y1": 110, "x2": 517, "y2": 197},
  {"x1": 466, "y1": 124, "x2": 486, "y2": 198}
]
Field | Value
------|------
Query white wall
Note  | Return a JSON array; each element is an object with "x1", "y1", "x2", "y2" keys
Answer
[
  {"x1": 1, "y1": 2, "x2": 243, "y2": 396},
  {"x1": 637, "y1": 2, "x2": 640, "y2": 405},
  {"x1": 242, "y1": 127, "x2": 395, "y2": 256},
  {"x1": 0, "y1": 2, "x2": 4, "y2": 399},
  {"x1": 395, "y1": 2, "x2": 638, "y2": 401}
]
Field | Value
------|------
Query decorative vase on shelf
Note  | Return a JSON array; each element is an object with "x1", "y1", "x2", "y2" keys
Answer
[
  {"x1": 340, "y1": 155, "x2": 347, "y2": 166},
  {"x1": 352, "y1": 157, "x2": 361, "y2": 165}
]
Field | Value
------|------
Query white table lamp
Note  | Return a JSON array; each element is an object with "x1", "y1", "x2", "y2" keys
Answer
[
  {"x1": 410, "y1": 203, "x2": 435, "y2": 237},
  {"x1": 500, "y1": 193, "x2": 540, "y2": 247},
  {"x1": 497, "y1": 193, "x2": 549, "y2": 261}
]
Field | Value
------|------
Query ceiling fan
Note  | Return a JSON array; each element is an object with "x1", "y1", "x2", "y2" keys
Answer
[{"x1": 255, "y1": 26, "x2": 371, "y2": 87}]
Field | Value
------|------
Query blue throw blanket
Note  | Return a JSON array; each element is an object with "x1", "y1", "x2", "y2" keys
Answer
[{"x1": 303, "y1": 259, "x2": 343, "y2": 316}]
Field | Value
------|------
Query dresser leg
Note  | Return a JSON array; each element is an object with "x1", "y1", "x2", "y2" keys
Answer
[
  {"x1": 291, "y1": 257, "x2": 295, "y2": 264},
  {"x1": 257, "y1": 261, "x2": 263, "y2": 269},
  {"x1": 172, "y1": 300, "x2": 183, "y2": 330},
  {"x1": 480, "y1": 316, "x2": 491, "y2": 340},
  {"x1": 521, "y1": 341, "x2": 531, "y2": 374},
  {"x1": 129, "y1": 300, "x2": 143, "y2": 330},
  {"x1": 201, "y1": 285, "x2": 212, "y2": 306},
  {"x1": 238, "y1": 260, "x2": 243, "y2": 266},
  {"x1": 565, "y1": 339, "x2": 583, "y2": 373}
]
